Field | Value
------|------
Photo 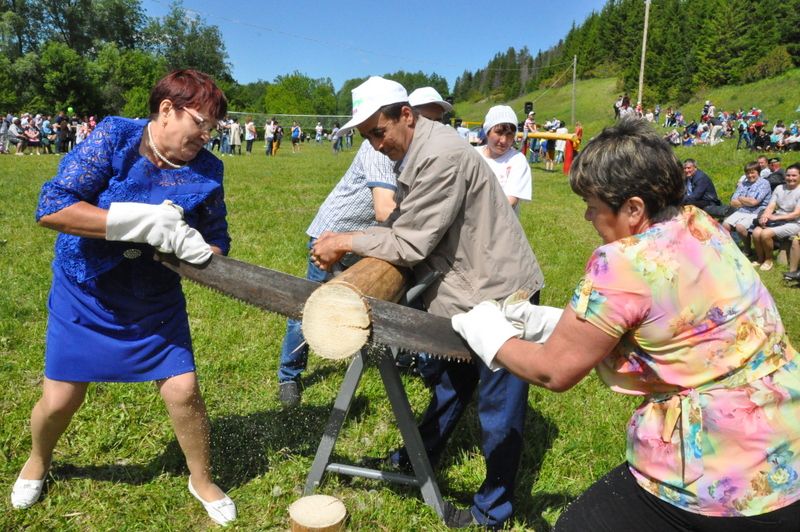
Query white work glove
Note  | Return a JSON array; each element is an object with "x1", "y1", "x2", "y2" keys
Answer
[
  {"x1": 165, "y1": 220, "x2": 213, "y2": 264},
  {"x1": 451, "y1": 300, "x2": 521, "y2": 371},
  {"x1": 106, "y1": 200, "x2": 211, "y2": 264},
  {"x1": 501, "y1": 291, "x2": 563, "y2": 343}
]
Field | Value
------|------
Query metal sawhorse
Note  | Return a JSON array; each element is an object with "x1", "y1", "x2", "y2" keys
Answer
[{"x1": 303, "y1": 275, "x2": 447, "y2": 519}]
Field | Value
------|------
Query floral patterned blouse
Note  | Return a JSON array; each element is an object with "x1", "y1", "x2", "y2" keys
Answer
[{"x1": 570, "y1": 206, "x2": 800, "y2": 516}]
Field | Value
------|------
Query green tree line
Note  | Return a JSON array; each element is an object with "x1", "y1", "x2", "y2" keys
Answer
[
  {"x1": 453, "y1": 0, "x2": 800, "y2": 105},
  {"x1": 0, "y1": 0, "x2": 234, "y2": 116},
  {"x1": 0, "y1": 0, "x2": 450, "y2": 118}
]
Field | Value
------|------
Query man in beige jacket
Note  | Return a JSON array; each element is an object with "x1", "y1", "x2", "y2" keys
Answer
[{"x1": 312, "y1": 76, "x2": 543, "y2": 529}]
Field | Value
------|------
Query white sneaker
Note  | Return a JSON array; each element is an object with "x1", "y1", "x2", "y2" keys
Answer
[
  {"x1": 188, "y1": 476, "x2": 236, "y2": 526},
  {"x1": 10, "y1": 472, "x2": 46, "y2": 509}
]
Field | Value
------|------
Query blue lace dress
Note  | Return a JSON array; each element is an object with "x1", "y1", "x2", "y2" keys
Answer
[{"x1": 35, "y1": 117, "x2": 231, "y2": 382}]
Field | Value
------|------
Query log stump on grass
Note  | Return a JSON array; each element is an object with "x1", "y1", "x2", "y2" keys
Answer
[{"x1": 288, "y1": 494, "x2": 347, "y2": 531}]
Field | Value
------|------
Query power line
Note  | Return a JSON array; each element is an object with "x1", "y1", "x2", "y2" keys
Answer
[
  {"x1": 529, "y1": 65, "x2": 574, "y2": 106},
  {"x1": 471, "y1": 59, "x2": 576, "y2": 73}
]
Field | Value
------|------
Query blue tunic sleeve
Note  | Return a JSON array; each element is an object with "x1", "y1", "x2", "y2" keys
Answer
[
  {"x1": 36, "y1": 118, "x2": 118, "y2": 219},
  {"x1": 36, "y1": 116, "x2": 231, "y2": 284}
]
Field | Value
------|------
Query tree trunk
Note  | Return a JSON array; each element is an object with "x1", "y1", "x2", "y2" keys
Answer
[{"x1": 301, "y1": 258, "x2": 409, "y2": 360}]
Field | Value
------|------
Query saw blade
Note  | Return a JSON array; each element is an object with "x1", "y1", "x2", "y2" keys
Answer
[
  {"x1": 160, "y1": 253, "x2": 319, "y2": 319},
  {"x1": 161, "y1": 254, "x2": 473, "y2": 362}
]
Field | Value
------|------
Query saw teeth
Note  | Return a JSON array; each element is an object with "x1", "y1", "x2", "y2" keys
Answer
[{"x1": 178, "y1": 272, "x2": 474, "y2": 363}]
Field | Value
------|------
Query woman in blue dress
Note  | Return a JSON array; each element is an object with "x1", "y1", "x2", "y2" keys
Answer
[{"x1": 11, "y1": 70, "x2": 237, "y2": 526}]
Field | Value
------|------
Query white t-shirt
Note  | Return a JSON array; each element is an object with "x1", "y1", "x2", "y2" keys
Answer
[
  {"x1": 555, "y1": 126, "x2": 569, "y2": 152},
  {"x1": 771, "y1": 185, "x2": 800, "y2": 217},
  {"x1": 475, "y1": 146, "x2": 532, "y2": 215}
]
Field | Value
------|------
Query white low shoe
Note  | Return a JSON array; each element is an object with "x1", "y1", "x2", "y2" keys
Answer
[
  {"x1": 11, "y1": 473, "x2": 46, "y2": 509},
  {"x1": 188, "y1": 477, "x2": 236, "y2": 526}
]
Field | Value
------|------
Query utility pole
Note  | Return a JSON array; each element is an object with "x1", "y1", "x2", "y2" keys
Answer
[
  {"x1": 571, "y1": 55, "x2": 577, "y2": 125},
  {"x1": 637, "y1": 0, "x2": 651, "y2": 107}
]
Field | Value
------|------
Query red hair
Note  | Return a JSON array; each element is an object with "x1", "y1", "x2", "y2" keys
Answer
[{"x1": 149, "y1": 69, "x2": 227, "y2": 120}]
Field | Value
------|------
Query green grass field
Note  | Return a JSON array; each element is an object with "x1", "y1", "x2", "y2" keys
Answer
[{"x1": 2, "y1": 81, "x2": 800, "y2": 530}]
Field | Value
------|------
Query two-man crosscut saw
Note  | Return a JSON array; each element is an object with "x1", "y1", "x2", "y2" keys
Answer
[{"x1": 161, "y1": 254, "x2": 472, "y2": 361}]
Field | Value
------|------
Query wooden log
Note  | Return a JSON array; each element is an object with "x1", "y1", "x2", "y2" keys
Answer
[
  {"x1": 302, "y1": 257, "x2": 409, "y2": 360},
  {"x1": 288, "y1": 494, "x2": 346, "y2": 532}
]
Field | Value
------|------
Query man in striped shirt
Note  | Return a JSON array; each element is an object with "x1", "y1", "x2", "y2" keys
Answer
[{"x1": 277, "y1": 139, "x2": 397, "y2": 407}]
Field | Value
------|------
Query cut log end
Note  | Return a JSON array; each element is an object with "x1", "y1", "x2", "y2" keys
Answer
[
  {"x1": 302, "y1": 283, "x2": 371, "y2": 360},
  {"x1": 289, "y1": 494, "x2": 347, "y2": 532}
]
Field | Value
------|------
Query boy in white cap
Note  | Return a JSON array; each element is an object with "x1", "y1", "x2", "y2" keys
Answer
[
  {"x1": 476, "y1": 105, "x2": 531, "y2": 216},
  {"x1": 311, "y1": 76, "x2": 544, "y2": 529}
]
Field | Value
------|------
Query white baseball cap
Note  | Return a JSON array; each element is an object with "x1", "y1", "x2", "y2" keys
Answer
[
  {"x1": 483, "y1": 105, "x2": 518, "y2": 133},
  {"x1": 339, "y1": 76, "x2": 408, "y2": 134},
  {"x1": 408, "y1": 87, "x2": 453, "y2": 112}
]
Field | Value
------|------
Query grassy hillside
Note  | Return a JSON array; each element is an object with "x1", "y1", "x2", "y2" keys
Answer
[{"x1": 453, "y1": 67, "x2": 800, "y2": 140}]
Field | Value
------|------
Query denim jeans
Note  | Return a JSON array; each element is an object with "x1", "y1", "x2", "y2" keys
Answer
[
  {"x1": 528, "y1": 140, "x2": 540, "y2": 163},
  {"x1": 737, "y1": 131, "x2": 752, "y2": 150},
  {"x1": 392, "y1": 361, "x2": 529, "y2": 527},
  {"x1": 392, "y1": 291, "x2": 540, "y2": 527},
  {"x1": 278, "y1": 238, "x2": 332, "y2": 382}
]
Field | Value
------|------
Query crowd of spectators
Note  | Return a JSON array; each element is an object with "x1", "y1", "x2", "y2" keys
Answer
[
  {"x1": 656, "y1": 102, "x2": 800, "y2": 151},
  {"x1": 0, "y1": 111, "x2": 97, "y2": 156},
  {"x1": 611, "y1": 95, "x2": 799, "y2": 152},
  {"x1": 684, "y1": 155, "x2": 800, "y2": 283}
]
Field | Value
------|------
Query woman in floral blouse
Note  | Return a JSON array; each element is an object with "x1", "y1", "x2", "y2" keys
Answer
[{"x1": 452, "y1": 118, "x2": 800, "y2": 530}]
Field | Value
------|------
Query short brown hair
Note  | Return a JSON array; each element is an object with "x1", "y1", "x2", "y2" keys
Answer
[
  {"x1": 569, "y1": 118, "x2": 684, "y2": 222},
  {"x1": 149, "y1": 69, "x2": 227, "y2": 120}
]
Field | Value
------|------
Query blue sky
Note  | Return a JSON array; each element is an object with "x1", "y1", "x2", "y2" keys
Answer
[{"x1": 142, "y1": 0, "x2": 609, "y2": 92}]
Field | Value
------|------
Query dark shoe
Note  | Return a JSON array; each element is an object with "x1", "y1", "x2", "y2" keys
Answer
[
  {"x1": 443, "y1": 501, "x2": 478, "y2": 528},
  {"x1": 278, "y1": 381, "x2": 301, "y2": 408},
  {"x1": 783, "y1": 270, "x2": 800, "y2": 281}
]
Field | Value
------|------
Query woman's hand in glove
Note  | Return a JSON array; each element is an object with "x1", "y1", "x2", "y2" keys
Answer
[
  {"x1": 106, "y1": 200, "x2": 211, "y2": 264},
  {"x1": 451, "y1": 301, "x2": 521, "y2": 371},
  {"x1": 501, "y1": 291, "x2": 563, "y2": 343},
  {"x1": 106, "y1": 200, "x2": 184, "y2": 250}
]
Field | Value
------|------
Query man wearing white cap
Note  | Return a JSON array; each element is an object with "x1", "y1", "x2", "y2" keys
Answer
[
  {"x1": 312, "y1": 76, "x2": 544, "y2": 529},
  {"x1": 408, "y1": 86, "x2": 452, "y2": 123},
  {"x1": 476, "y1": 105, "x2": 531, "y2": 216}
]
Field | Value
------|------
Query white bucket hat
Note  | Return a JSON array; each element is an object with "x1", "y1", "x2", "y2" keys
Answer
[
  {"x1": 339, "y1": 76, "x2": 408, "y2": 134},
  {"x1": 408, "y1": 87, "x2": 453, "y2": 112},
  {"x1": 483, "y1": 105, "x2": 518, "y2": 133}
]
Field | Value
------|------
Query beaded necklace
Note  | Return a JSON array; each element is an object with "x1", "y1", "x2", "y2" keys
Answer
[{"x1": 146, "y1": 122, "x2": 183, "y2": 169}]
